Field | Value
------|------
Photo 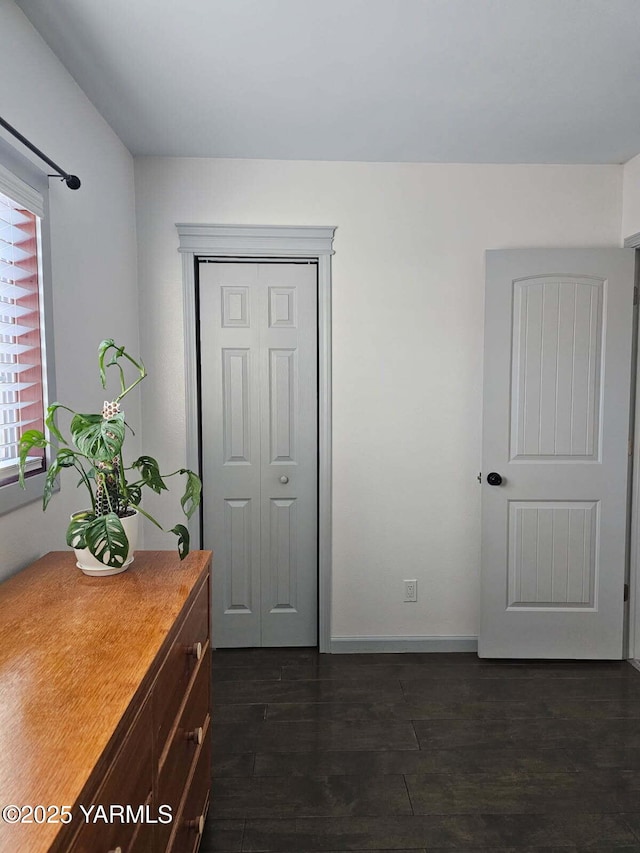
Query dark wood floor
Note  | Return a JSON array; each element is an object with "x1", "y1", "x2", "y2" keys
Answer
[{"x1": 203, "y1": 649, "x2": 640, "y2": 852}]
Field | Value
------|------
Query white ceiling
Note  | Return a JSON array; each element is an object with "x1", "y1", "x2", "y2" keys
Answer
[{"x1": 14, "y1": 0, "x2": 640, "y2": 164}]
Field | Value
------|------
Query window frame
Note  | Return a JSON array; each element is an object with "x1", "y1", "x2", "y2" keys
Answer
[{"x1": 0, "y1": 136, "x2": 56, "y2": 516}]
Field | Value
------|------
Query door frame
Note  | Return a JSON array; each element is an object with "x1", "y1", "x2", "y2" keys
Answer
[
  {"x1": 624, "y1": 234, "x2": 640, "y2": 661},
  {"x1": 177, "y1": 223, "x2": 336, "y2": 652}
]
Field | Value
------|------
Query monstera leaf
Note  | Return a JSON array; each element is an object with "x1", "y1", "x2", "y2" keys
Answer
[
  {"x1": 66, "y1": 511, "x2": 95, "y2": 550},
  {"x1": 70, "y1": 412, "x2": 125, "y2": 461},
  {"x1": 44, "y1": 403, "x2": 74, "y2": 444},
  {"x1": 170, "y1": 524, "x2": 190, "y2": 560},
  {"x1": 131, "y1": 455, "x2": 167, "y2": 494},
  {"x1": 179, "y1": 470, "x2": 202, "y2": 520},
  {"x1": 43, "y1": 448, "x2": 77, "y2": 510},
  {"x1": 98, "y1": 338, "x2": 119, "y2": 388},
  {"x1": 83, "y1": 513, "x2": 130, "y2": 567},
  {"x1": 18, "y1": 429, "x2": 48, "y2": 486},
  {"x1": 126, "y1": 484, "x2": 142, "y2": 506},
  {"x1": 98, "y1": 338, "x2": 146, "y2": 398}
]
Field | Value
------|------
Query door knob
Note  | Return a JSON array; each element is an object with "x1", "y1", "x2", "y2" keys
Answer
[
  {"x1": 279, "y1": 475, "x2": 289, "y2": 484},
  {"x1": 186, "y1": 726, "x2": 203, "y2": 745},
  {"x1": 486, "y1": 472, "x2": 503, "y2": 486},
  {"x1": 188, "y1": 642, "x2": 202, "y2": 660}
]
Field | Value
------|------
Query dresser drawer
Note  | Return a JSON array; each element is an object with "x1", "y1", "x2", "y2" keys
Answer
[
  {"x1": 157, "y1": 646, "x2": 211, "y2": 851},
  {"x1": 154, "y1": 577, "x2": 209, "y2": 753},
  {"x1": 68, "y1": 699, "x2": 153, "y2": 853},
  {"x1": 167, "y1": 720, "x2": 211, "y2": 853},
  {"x1": 128, "y1": 799, "x2": 155, "y2": 853}
]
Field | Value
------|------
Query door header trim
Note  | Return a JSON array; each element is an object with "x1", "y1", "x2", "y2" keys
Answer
[{"x1": 176, "y1": 223, "x2": 336, "y2": 256}]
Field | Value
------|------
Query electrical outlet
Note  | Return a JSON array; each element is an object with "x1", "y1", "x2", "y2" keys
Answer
[{"x1": 404, "y1": 579, "x2": 417, "y2": 602}]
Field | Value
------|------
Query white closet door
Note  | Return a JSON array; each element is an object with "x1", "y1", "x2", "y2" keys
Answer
[{"x1": 199, "y1": 261, "x2": 318, "y2": 647}]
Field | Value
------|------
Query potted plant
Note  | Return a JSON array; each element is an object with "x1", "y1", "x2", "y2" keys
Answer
[{"x1": 18, "y1": 339, "x2": 201, "y2": 576}]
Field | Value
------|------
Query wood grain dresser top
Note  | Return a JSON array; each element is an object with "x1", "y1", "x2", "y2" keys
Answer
[{"x1": 0, "y1": 549, "x2": 211, "y2": 853}]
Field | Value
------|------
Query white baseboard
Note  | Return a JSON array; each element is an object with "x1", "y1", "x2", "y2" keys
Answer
[{"x1": 329, "y1": 635, "x2": 478, "y2": 654}]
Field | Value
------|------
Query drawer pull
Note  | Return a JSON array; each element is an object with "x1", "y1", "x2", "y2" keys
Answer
[
  {"x1": 188, "y1": 641, "x2": 202, "y2": 661},
  {"x1": 186, "y1": 725, "x2": 204, "y2": 745},
  {"x1": 186, "y1": 814, "x2": 205, "y2": 835}
]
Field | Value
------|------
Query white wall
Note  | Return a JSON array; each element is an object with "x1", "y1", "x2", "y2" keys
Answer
[
  {"x1": 622, "y1": 152, "x2": 640, "y2": 240},
  {"x1": 135, "y1": 157, "x2": 622, "y2": 640},
  {"x1": 0, "y1": 1, "x2": 139, "y2": 579}
]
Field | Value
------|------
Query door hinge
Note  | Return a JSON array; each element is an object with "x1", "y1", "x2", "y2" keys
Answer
[
  {"x1": 625, "y1": 583, "x2": 630, "y2": 602},
  {"x1": 630, "y1": 437, "x2": 634, "y2": 457},
  {"x1": 635, "y1": 286, "x2": 638, "y2": 306}
]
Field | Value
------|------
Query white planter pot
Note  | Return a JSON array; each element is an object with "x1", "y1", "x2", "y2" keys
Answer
[{"x1": 72, "y1": 511, "x2": 139, "y2": 577}]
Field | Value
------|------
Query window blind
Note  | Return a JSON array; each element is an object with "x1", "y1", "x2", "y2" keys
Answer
[{"x1": 0, "y1": 187, "x2": 45, "y2": 484}]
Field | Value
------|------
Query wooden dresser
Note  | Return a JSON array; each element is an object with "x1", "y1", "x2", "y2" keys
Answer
[{"x1": 0, "y1": 550, "x2": 212, "y2": 853}]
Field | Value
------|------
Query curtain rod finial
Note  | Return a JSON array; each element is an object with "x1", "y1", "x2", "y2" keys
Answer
[{"x1": 65, "y1": 175, "x2": 81, "y2": 190}]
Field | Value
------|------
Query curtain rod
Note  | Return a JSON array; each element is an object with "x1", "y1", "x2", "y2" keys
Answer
[{"x1": 0, "y1": 115, "x2": 81, "y2": 190}]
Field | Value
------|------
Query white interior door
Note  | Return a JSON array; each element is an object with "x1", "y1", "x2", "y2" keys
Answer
[
  {"x1": 480, "y1": 248, "x2": 636, "y2": 659},
  {"x1": 199, "y1": 261, "x2": 318, "y2": 647}
]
